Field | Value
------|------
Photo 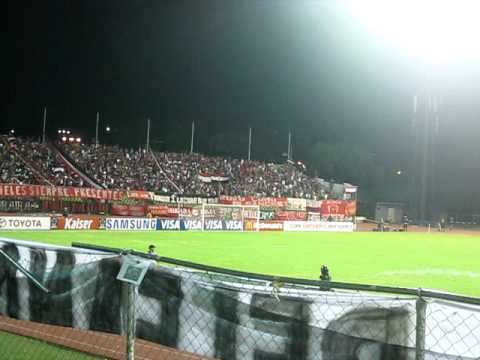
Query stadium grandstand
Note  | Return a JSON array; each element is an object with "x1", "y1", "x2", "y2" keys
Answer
[{"x1": 1, "y1": 134, "x2": 353, "y2": 200}]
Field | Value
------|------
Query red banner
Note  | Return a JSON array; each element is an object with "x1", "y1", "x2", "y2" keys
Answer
[
  {"x1": 0, "y1": 184, "x2": 151, "y2": 201},
  {"x1": 307, "y1": 200, "x2": 357, "y2": 217},
  {"x1": 219, "y1": 195, "x2": 287, "y2": 208},
  {"x1": 275, "y1": 211, "x2": 307, "y2": 221},
  {"x1": 147, "y1": 205, "x2": 178, "y2": 218},
  {"x1": 57, "y1": 216, "x2": 101, "y2": 230},
  {"x1": 111, "y1": 204, "x2": 146, "y2": 217}
]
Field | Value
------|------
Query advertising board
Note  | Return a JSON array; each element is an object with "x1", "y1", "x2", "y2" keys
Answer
[
  {"x1": 105, "y1": 218, "x2": 157, "y2": 231},
  {"x1": 244, "y1": 220, "x2": 284, "y2": 231},
  {"x1": 203, "y1": 219, "x2": 244, "y2": 231},
  {"x1": 0, "y1": 216, "x2": 51, "y2": 230},
  {"x1": 57, "y1": 216, "x2": 101, "y2": 230},
  {"x1": 283, "y1": 221, "x2": 354, "y2": 232}
]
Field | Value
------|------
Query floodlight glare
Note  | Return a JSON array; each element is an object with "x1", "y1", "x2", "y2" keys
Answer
[{"x1": 346, "y1": 0, "x2": 480, "y2": 65}]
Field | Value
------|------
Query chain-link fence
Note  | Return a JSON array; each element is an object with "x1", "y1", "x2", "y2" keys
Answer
[{"x1": 0, "y1": 238, "x2": 479, "y2": 360}]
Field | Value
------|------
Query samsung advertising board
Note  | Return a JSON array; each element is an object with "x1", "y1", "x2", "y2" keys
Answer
[
  {"x1": 0, "y1": 216, "x2": 51, "y2": 230},
  {"x1": 105, "y1": 218, "x2": 157, "y2": 231}
]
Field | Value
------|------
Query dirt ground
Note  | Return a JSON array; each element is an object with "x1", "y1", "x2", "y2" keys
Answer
[
  {"x1": 356, "y1": 222, "x2": 480, "y2": 235},
  {"x1": 0, "y1": 315, "x2": 213, "y2": 360}
]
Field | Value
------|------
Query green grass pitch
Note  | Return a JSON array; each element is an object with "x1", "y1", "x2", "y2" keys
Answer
[
  {"x1": 0, "y1": 230, "x2": 479, "y2": 297},
  {"x1": 0, "y1": 331, "x2": 101, "y2": 359}
]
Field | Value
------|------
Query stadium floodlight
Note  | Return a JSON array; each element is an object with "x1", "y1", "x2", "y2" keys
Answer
[
  {"x1": 346, "y1": 0, "x2": 480, "y2": 65},
  {"x1": 76, "y1": 137, "x2": 81, "y2": 143},
  {"x1": 61, "y1": 136, "x2": 67, "y2": 142},
  {"x1": 68, "y1": 137, "x2": 74, "y2": 142},
  {"x1": 66, "y1": 130, "x2": 71, "y2": 135},
  {"x1": 9, "y1": 129, "x2": 14, "y2": 135},
  {"x1": 57, "y1": 129, "x2": 61, "y2": 134},
  {"x1": 105, "y1": 126, "x2": 111, "y2": 133}
]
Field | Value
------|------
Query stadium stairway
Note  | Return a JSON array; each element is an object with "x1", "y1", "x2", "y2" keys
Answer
[{"x1": 49, "y1": 142, "x2": 104, "y2": 189}]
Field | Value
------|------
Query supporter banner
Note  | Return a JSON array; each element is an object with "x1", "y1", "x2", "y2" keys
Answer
[
  {"x1": 0, "y1": 184, "x2": 151, "y2": 201},
  {"x1": 219, "y1": 195, "x2": 287, "y2": 208},
  {"x1": 284, "y1": 221, "x2": 354, "y2": 232},
  {"x1": 306, "y1": 199, "x2": 322, "y2": 209},
  {"x1": 0, "y1": 216, "x2": 50, "y2": 230},
  {"x1": 306, "y1": 200, "x2": 357, "y2": 217},
  {"x1": 275, "y1": 210, "x2": 307, "y2": 221},
  {"x1": 57, "y1": 216, "x2": 101, "y2": 230},
  {"x1": 286, "y1": 198, "x2": 307, "y2": 211},
  {"x1": 105, "y1": 218, "x2": 157, "y2": 231},
  {"x1": 111, "y1": 204, "x2": 146, "y2": 217},
  {"x1": 203, "y1": 219, "x2": 243, "y2": 231},
  {"x1": 260, "y1": 210, "x2": 276, "y2": 220},
  {"x1": 147, "y1": 205, "x2": 178, "y2": 218},
  {"x1": 244, "y1": 220, "x2": 284, "y2": 231},
  {"x1": 1, "y1": 239, "x2": 476, "y2": 360},
  {"x1": 0, "y1": 199, "x2": 41, "y2": 213},
  {"x1": 198, "y1": 172, "x2": 229, "y2": 183},
  {"x1": 153, "y1": 194, "x2": 171, "y2": 203}
]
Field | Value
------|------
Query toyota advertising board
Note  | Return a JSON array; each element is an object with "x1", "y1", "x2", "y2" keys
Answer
[{"x1": 0, "y1": 216, "x2": 51, "y2": 230}]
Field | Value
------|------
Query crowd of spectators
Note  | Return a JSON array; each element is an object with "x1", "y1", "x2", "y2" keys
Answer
[
  {"x1": 0, "y1": 136, "x2": 36, "y2": 184},
  {"x1": 60, "y1": 143, "x2": 327, "y2": 198},
  {"x1": 3, "y1": 136, "x2": 84, "y2": 187},
  {"x1": 0, "y1": 135, "x2": 329, "y2": 199}
]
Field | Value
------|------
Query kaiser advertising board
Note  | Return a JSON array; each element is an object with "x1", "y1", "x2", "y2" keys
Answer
[
  {"x1": 105, "y1": 218, "x2": 157, "y2": 231},
  {"x1": 0, "y1": 216, "x2": 51, "y2": 230},
  {"x1": 284, "y1": 221, "x2": 354, "y2": 232}
]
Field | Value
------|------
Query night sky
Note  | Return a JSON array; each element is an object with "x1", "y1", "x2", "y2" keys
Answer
[{"x1": 4, "y1": 1, "x2": 480, "y2": 213}]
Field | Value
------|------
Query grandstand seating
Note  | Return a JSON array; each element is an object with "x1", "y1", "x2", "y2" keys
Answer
[{"x1": 0, "y1": 135, "x2": 330, "y2": 199}]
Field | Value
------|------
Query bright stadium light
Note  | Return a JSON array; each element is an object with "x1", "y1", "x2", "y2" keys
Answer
[
  {"x1": 105, "y1": 126, "x2": 111, "y2": 133},
  {"x1": 61, "y1": 136, "x2": 67, "y2": 142},
  {"x1": 68, "y1": 137, "x2": 74, "y2": 142},
  {"x1": 346, "y1": 0, "x2": 480, "y2": 65},
  {"x1": 76, "y1": 137, "x2": 81, "y2": 143}
]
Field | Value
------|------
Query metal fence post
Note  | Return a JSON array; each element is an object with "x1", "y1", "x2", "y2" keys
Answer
[
  {"x1": 126, "y1": 283, "x2": 137, "y2": 360},
  {"x1": 415, "y1": 295, "x2": 427, "y2": 360}
]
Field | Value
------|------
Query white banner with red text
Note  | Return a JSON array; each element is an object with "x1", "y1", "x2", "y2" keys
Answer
[{"x1": 283, "y1": 221, "x2": 354, "y2": 232}]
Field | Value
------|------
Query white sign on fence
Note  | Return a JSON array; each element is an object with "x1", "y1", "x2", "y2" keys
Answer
[
  {"x1": 0, "y1": 216, "x2": 51, "y2": 230},
  {"x1": 283, "y1": 221, "x2": 354, "y2": 232}
]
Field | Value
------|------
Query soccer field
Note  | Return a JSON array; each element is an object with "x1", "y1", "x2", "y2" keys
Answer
[
  {"x1": 0, "y1": 331, "x2": 100, "y2": 359},
  {"x1": 0, "y1": 230, "x2": 479, "y2": 297}
]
